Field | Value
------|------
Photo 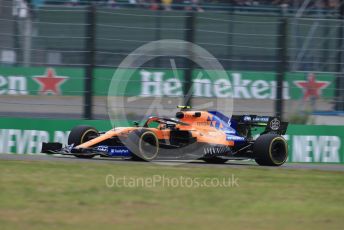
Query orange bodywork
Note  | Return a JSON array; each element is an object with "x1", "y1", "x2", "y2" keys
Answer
[
  {"x1": 77, "y1": 111, "x2": 234, "y2": 149},
  {"x1": 177, "y1": 111, "x2": 234, "y2": 146}
]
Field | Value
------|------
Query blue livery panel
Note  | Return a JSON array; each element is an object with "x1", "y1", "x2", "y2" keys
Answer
[{"x1": 95, "y1": 146, "x2": 132, "y2": 157}]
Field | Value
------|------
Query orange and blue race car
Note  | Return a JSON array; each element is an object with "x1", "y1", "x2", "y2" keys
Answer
[{"x1": 42, "y1": 106, "x2": 289, "y2": 166}]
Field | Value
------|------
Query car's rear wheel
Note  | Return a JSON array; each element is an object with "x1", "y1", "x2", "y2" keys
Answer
[
  {"x1": 68, "y1": 125, "x2": 99, "y2": 159},
  {"x1": 126, "y1": 129, "x2": 159, "y2": 161},
  {"x1": 253, "y1": 134, "x2": 288, "y2": 166}
]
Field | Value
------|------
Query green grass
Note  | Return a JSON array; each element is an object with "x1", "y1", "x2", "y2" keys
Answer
[{"x1": 0, "y1": 160, "x2": 344, "y2": 230}]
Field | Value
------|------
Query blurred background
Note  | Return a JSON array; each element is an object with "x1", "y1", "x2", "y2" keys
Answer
[{"x1": 0, "y1": 0, "x2": 343, "y2": 125}]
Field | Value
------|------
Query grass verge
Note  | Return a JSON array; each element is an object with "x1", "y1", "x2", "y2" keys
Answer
[{"x1": 0, "y1": 159, "x2": 344, "y2": 230}]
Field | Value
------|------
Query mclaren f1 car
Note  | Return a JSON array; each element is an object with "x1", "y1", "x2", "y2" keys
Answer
[{"x1": 42, "y1": 106, "x2": 289, "y2": 166}]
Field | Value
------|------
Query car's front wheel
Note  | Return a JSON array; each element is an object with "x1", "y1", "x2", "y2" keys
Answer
[
  {"x1": 68, "y1": 125, "x2": 99, "y2": 159},
  {"x1": 253, "y1": 134, "x2": 288, "y2": 166},
  {"x1": 126, "y1": 129, "x2": 159, "y2": 161}
]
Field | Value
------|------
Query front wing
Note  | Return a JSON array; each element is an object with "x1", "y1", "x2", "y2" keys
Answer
[{"x1": 41, "y1": 142, "x2": 133, "y2": 158}]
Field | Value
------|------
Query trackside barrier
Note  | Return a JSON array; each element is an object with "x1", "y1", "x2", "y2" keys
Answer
[{"x1": 0, "y1": 117, "x2": 343, "y2": 163}]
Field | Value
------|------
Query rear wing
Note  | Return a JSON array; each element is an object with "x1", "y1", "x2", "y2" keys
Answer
[{"x1": 231, "y1": 115, "x2": 288, "y2": 135}]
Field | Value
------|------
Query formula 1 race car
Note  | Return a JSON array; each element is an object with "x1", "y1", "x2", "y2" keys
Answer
[{"x1": 42, "y1": 106, "x2": 289, "y2": 166}]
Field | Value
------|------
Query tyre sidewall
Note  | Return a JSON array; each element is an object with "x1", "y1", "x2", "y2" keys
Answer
[
  {"x1": 68, "y1": 125, "x2": 99, "y2": 159},
  {"x1": 126, "y1": 129, "x2": 159, "y2": 161},
  {"x1": 254, "y1": 134, "x2": 288, "y2": 166},
  {"x1": 68, "y1": 125, "x2": 99, "y2": 146}
]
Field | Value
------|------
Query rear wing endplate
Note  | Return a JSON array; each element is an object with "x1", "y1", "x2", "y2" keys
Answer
[{"x1": 232, "y1": 115, "x2": 288, "y2": 135}]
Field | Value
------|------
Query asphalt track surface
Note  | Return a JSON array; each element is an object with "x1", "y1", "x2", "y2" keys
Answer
[{"x1": 1, "y1": 154, "x2": 344, "y2": 172}]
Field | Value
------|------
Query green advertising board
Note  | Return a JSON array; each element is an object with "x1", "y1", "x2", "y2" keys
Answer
[
  {"x1": 0, "y1": 67, "x2": 335, "y2": 100},
  {"x1": 0, "y1": 117, "x2": 342, "y2": 163},
  {"x1": 0, "y1": 67, "x2": 84, "y2": 96}
]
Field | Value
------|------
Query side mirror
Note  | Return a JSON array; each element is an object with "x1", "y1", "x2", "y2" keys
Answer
[{"x1": 133, "y1": 121, "x2": 139, "y2": 127}]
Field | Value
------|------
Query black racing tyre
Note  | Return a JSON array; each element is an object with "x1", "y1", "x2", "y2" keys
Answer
[
  {"x1": 68, "y1": 125, "x2": 99, "y2": 159},
  {"x1": 126, "y1": 129, "x2": 159, "y2": 161},
  {"x1": 203, "y1": 157, "x2": 228, "y2": 164},
  {"x1": 253, "y1": 134, "x2": 288, "y2": 166}
]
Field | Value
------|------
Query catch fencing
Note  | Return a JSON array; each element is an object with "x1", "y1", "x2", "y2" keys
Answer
[{"x1": 0, "y1": 0, "x2": 343, "y2": 124}]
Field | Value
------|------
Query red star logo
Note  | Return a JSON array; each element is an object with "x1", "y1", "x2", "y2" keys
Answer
[
  {"x1": 33, "y1": 68, "x2": 68, "y2": 95},
  {"x1": 294, "y1": 73, "x2": 329, "y2": 100}
]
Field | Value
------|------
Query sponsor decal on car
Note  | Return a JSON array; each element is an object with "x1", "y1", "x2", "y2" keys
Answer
[
  {"x1": 243, "y1": 116, "x2": 270, "y2": 123},
  {"x1": 108, "y1": 146, "x2": 131, "y2": 157},
  {"x1": 226, "y1": 135, "x2": 245, "y2": 141},
  {"x1": 95, "y1": 145, "x2": 108, "y2": 152},
  {"x1": 269, "y1": 118, "x2": 281, "y2": 131}
]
